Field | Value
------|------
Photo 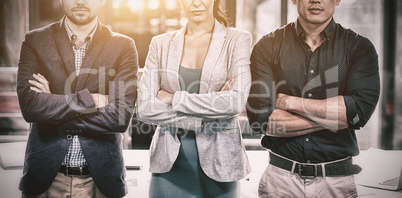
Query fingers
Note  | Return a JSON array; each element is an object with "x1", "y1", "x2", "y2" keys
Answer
[
  {"x1": 92, "y1": 93, "x2": 109, "y2": 108},
  {"x1": 92, "y1": 93, "x2": 100, "y2": 108},
  {"x1": 156, "y1": 89, "x2": 173, "y2": 104},
  {"x1": 158, "y1": 89, "x2": 169, "y2": 95},
  {"x1": 104, "y1": 95, "x2": 109, "y2": 106},
  {"x1": 30, "y1": 86, "x2": 43, "y2": 93},
  {"x1": 220, "y1": 78, "x2": 230, "y2": 91},
  {"x1": 220, "y1": 75, "x2": 235, "y2": 91},
  {"x1": 277, "y1": 93, "x2": 286, "y2": 99},
  {"x1": 33, "y1": 73, "x2": 50, "y2": 93},
  {"x1": 28, "y1": 79, "x2": 47, "y2": 93},
  {"x1": 29, "y1": 73, "x2": 51, "y2": 93},
  {"x1": 98, "y1": 94, "x2": 108, "y2": 108},
  {"x1": 228, "y1": 76, "x2": 235, "y2": 88},
  {"x1": 156, "y1": 89, "x2": 164, "y2": 100}
]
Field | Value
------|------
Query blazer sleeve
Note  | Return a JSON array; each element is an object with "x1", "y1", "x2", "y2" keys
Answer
[
  {"x1": 171, "y1": 32, "x2": 252, "y2": 119},
  {"x1": 137, "y1": 37, "x2": 204, "y2": 132},
  {"x1": 17, "y1": 32, "x2": 96, "y2": 125},
  {"x1": 56, "y1": 38, "x2": 138, "y2": 134}
]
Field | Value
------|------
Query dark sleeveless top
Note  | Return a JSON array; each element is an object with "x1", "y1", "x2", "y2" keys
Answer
[{"x1": 179, "y1": 65, "x2": 202, "y2": 94}]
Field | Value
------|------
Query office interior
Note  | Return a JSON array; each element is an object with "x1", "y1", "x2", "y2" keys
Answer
[{"x1": 0, "y1": 0, "x2": 402, "y2": 197}]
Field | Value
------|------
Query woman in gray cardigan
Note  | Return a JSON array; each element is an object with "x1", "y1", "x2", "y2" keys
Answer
[{"x1": 137, "y1": 0, "x2": 252, "y2": 197}]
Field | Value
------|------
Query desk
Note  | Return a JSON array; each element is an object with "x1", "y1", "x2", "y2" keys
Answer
[{"x1": 1, "y1": 142, "x2": 402, "y2": 197}]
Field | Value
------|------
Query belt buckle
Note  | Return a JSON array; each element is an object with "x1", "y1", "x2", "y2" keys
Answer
[
  {"x1": 298, "y1": 164, "x2": 317, "y2": 179},
  {"x1": 65, "y1": 166, "x2": 83, "y2": 176}
]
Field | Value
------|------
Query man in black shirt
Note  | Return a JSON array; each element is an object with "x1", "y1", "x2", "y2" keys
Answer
[{"x1": 247, "y1": 0, "x2": 380, "y2": 197}]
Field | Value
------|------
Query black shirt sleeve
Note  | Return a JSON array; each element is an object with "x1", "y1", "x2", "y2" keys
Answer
[
  {"x1": 246, "y1": 35, "x2": 276, "y2": 134},
  {"x1": 344, "y1": 36, "x2": 380, "y2": 129}
]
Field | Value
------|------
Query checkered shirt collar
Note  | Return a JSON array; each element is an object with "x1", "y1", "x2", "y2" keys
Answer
[{"x1": 64, "y1": 17, "x2": 98, "y2": 45}]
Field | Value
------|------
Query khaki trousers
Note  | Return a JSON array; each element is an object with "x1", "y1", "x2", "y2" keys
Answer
[
  {"x1": 258, "y1": 164, "x2": 358, "y2": 198},
  {"x1": 22, "y1": 172, "x2": 107, "y2": 198}
]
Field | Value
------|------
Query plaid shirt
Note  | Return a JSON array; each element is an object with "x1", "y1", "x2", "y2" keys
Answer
[{"x1": 62, "y1": 19, "x2": 97, "y2": 167}]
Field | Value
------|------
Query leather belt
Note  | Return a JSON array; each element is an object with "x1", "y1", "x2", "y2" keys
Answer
[
  {"x1": 59, "y1": 165, "x2": 90, "y2": 176},
  {"x1": 269, "y1": 152, "x2": 362, "y2": 178}
]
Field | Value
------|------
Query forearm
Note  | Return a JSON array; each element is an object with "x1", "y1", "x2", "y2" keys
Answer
[
  {"x1": 57, "y1": 104, "x2": 133, "y2": 134},
  {"x1": 278, "y1": 95, "x2": 348, "y2": 130},
  {"x1": 17, "y1": 34, "x2": 96, "y2": 124},
  {"x1": 173, "y1": 65, "x2": 251, "y2": 117},
  {"x1": 57, "y1": 82, "x2": 137, "y2": 134},
  {"x1": 172, "y1": 89, "x2": 247, "y2": 118},
  {"x1": 57, "y1": 38, "x2": 139, "y2": 134},
  {"x1": 137, "y1": 96, "x2": 203, "y2": 132},
  {"x1": 17, "y1": 88, "x2": 95, "y2": 124},
  {"x1": 267, "y1": 109, "x2": 325, "y2": 137}
]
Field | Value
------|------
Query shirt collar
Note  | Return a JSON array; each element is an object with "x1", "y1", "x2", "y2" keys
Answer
[
  {"x1": 295, "y1": 18, "x2": 336, "y2": 41},
  {"x1": 64, "y1": 17, "x2": 98, "y2": 45}
]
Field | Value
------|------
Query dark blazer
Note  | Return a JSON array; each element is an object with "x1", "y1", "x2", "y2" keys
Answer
[{"x1": 17, "y1": 18, "x2": 138, "y2": 197}]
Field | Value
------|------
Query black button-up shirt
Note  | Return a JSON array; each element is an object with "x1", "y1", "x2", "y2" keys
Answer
[{"x1": 247, "y1": 19, "x2": 380, "y2": 163}]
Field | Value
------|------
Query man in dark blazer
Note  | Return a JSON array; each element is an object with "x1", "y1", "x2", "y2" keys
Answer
[{"x1": 17, "y1": 0, "x2": 138, "y2": 197}]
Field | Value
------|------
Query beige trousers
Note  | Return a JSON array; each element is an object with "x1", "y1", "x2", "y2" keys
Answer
[
  {"x1": 22, "y1": 172, "x2": 107, "y2": 198},
  {"x1": 258, "y1": 164, "x2": 358, "y2": 198}
]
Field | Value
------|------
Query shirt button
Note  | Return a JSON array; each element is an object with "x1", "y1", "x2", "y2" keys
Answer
[
  {"x1": 306, "y1": 138, "x2": 309, "y2": 142},
  {"x1": 308, "y1": 93, "x2": 313, "y2": 98},
  {"x1": 66, "y1": 134, "x2": 73, "y2": 141},
  {"x1": 310, "y1": 70, "x2": 314, "y2": 74}
]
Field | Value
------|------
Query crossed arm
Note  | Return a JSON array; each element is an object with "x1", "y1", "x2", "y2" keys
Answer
[
  {"x1": 17, "y1": 33, "x2": 138, "y2": 134},
  {"x1": 137, "y1": 33, "x2": 252, "y2": 130},
  {"x1": 267, "y1": 94, "x2": 347, "y2": 137},
  {"x1": 156, "y1": 75, "x2": 235, "y2": 123},
  {"x1": 246, "y1": 36, "x2": 380, "y2": 137},
  {"x1": 29, "y1": 73, "x2": 109, "y2": 109}
]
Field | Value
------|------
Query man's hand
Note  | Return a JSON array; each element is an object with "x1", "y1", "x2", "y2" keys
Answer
[
  {"x1": 157, "y1": 89, "x2": 173, "y2": 104},
  {"x1": 92, "y1": 93, "x2": 109, "y2": 108},
  {"x1": 276, "y1": 93, "x2": 294, "y2": 111},
  {"x1": 29, "y1": 73, "x2": 51, "y2": 93}
]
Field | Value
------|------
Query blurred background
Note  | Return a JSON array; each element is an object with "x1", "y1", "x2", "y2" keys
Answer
[{"x1": 0, "y1": 0, "x2": 401, "y2": 151}]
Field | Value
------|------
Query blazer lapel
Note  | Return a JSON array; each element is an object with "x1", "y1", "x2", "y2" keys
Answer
[
  {"x1": 76, "y1": 23, "x2": 109, "y2": 91},
  {"x1": 53, "y1": 18, "x2": 77, "y2": 91},
  {"x1": 166, "y1": 26, "x2": 186, "y2": 91},
  {"x1": 199, "y1": 20, "x2": 227, "y2": 94}
]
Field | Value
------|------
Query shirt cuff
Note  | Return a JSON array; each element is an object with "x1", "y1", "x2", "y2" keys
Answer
[{"x1": 343, "y1": 96, "x2": 359, "y2": 128}]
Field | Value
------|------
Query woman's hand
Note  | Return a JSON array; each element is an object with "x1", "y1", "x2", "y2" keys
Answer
[
  {"x1": 219, "y1": 75, "x2": 235, "y2": 91},
  {"x1": 157, "y1": 89, "x2": 174, "y2": 104},
  {"x1": 29, "y1": 73, "x2": 51, "y2": 93}
]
